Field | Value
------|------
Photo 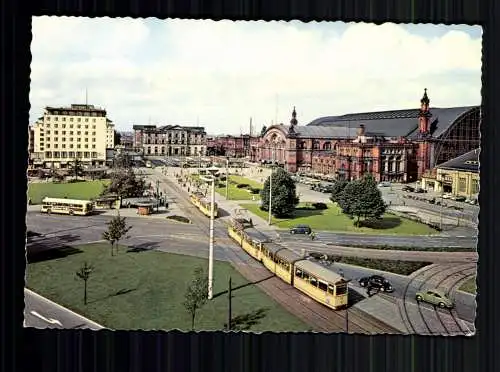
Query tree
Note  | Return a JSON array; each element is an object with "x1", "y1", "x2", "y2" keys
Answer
[
  {"x1": 330, "y1": 179, "x2": 349, "y2": 204},
  {"x1": 339, "y1": 175, "x2": 387, "y2": 226},
  {"x1": 183, "y1": 266, "x2": 209, "y2": 331},
  {"x1": 259, "y1": 167, "x2": 299, "y2": 217},
  {"x1": 114, "y1": 131, "x2": 122, "y2": 146},
  {"x1": 102, "y1": 212, "x2": 132, "y2": 256},
  {"x1": 260, "y1": 125, "x2": 267, "y2": 136},
  {"x1": 69, "y1": 157, "x2": 84, "y2": 180},
  {"x1": 103, "y1": 168, "x2": 146, "y2": 198},
  {"x1": 113, "y1": 153, "x2": 132, "y2": 169},
  {"x1": 75, "y1": 261, "x2": 94, "y2": 305}
]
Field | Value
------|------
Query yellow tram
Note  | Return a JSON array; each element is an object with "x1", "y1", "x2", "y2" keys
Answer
[
  {"x1": 227, "y1": 218, "x2": 349, "y2": 310},
  {"x1": 190, "y1": 192, "x2": 219, "y2": 218}
]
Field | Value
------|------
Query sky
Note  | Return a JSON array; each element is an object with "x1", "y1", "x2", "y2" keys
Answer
[{"x1": 30, "y1": 17, "x2": 482, "y2": 135}]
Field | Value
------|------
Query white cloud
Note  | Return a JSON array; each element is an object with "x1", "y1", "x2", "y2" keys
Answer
[{"x1": 30, "y1": 17, "x2": 482, "y2": 134}]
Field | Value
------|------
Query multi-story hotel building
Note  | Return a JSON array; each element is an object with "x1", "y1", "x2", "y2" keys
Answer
[
  {"x1": 133, "y1": 124, "x2": 206, "y2": 156},
  {"x1": 30, "y1": 104, "x2": 115, "y2": 168}
]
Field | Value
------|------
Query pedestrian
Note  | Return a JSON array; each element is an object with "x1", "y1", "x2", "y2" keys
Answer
[{"x1": 310, "y1": 231, "x2": 316, "y2": 241}]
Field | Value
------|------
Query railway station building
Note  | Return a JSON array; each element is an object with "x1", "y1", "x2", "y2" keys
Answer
[{"x1": 252, "y1": 89, "x2": 480, "y2": 183}]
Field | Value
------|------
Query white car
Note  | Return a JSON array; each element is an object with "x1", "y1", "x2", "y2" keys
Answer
[
  {"x1": 442, "y1": 193, "x2": 453, "y2": 199},
  {"x1": 378, "y1": 182, "x2": 391, "y2": 187}
]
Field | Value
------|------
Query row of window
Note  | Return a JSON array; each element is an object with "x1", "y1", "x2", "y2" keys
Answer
[
  {"x1": 41, "y1": 144, "x2": 96, "y2": 150},
  {"x1": 458, "y1": 177, "x2": 479, "y2": 193},
  {"x1": 145, "y1": 140, "x2": 187, "y2": 145},
  {"x1": 41, "y1": 138, "x2": 96, "y2": 143},
  {"x1": 42, "y1": 131, "x2": 97, "y2": 136},
  {"x1": 295, "y1": 269, "x2": 348, "y2": 295},
  {"x1": 45, "y1": 116, "x2": 100, "y2": 123},
  {"x1": 44, "y1": 123, "x2": 97, "y2": 129},
  {"x1": 48, "y1": 110, "x2": 104, "y2": 117},
  {"x1": 44, "y1": 151, "x2": 99, "y2": 159}
]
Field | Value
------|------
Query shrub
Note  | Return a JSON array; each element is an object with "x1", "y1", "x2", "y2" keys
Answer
[
  {"x1": 219, "y1": 176, "x2": 227, "y2": 181},
  {"x1": 333, "y1": 256, "x2": 431, "y2": 276},
  {"x1": 312, "y1": 202, "x2": 328, "y2": 210},
  {"x1": 249, "y1": 188, "x2": 260, "y2": 194},
  {"x1": 236, "y1": 183, "x2": 250, "y2": 189}
]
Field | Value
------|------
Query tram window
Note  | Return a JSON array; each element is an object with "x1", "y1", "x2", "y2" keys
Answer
[
  {"x1": 310, "y1": 277, "x2": 318, "y2": 287},
  {"x1": 318, "y1": 281, "x2": 328, "y2": 292},
  {"x1": 336, "y1": 285, "x2": 347, "y2": 295},
  {"x1": 295, "y1": 268, "x2": 303, "y2": 278},
  {"x1": 302, "y1": 272, "x2": 310, "y2": 280},
  {"x1": 327, "y1": 285, "x2": 335, "y2": 295}
]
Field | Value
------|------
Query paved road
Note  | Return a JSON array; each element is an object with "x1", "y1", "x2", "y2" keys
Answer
[
  {"x1": 26, "y1": 211, "x2": 236, "y2": 263},
  {"x1": 298, "y1": 259, "x2": 476, "y2": 332},
  {"x1": 24, "y1": 288, "x2": 104, "y2": 330},
  {"x1": 278, "y1": 232, "x2": 477, "y2": 249}
]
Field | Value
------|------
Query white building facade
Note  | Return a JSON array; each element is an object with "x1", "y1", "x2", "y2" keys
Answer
[
  {"x1": 31, "y1": 104, "x2": 115, "y2": 168},
  {"x1": 133, "y1": 124, "x2": 206, "y2": 156}
]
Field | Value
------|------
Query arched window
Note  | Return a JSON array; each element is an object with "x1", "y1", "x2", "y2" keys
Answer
[
  {"x1": 313, "y1": 140, "x2": 320, "y2": 150},
  {"x1": 323, "y1": 142, "x2": 332, "y2": 151}
]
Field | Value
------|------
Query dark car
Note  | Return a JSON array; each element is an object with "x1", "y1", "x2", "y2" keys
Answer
[
  {"x1": 358, "y1": 275, "x2": 394, "y2": 292},
  {"x1": 402, "y1": 185, "x2": 415, "y2": 192},
  {"x1": 289, "y1": 224, "x2": 312, "y2": 235}
]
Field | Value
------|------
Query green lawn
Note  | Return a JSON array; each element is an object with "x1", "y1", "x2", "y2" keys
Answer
[
  {"x1": 217, "y1": 175, "x2": 262, "y2": 201},
  {"x1": 459, "y1": 276, "x2": 477, "y2": 294},
  {"x1": 191, "y1": 174, "x2": 263, "y2": 201},
  {"x1": 28, "y1": 180, "x2": 110, "y2": 204},
  {"x1": 240, "y1": 202, "x2": 438, "y2": 235},
  {"x1": 26, "y1": 243, "x2": 309, "y2": 331}
]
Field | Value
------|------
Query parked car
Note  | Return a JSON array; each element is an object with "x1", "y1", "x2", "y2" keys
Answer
[
  {"x1": 402, "y1": 185, "x2": 415, "y2": 192},
  {"x1": 453, "y1": 195, "x2": 467, "y2": 202},
  {"x1": 465, "y1": 197, "x2": 478, "y2": 205},
  {"x1": 378, "y1": 182, "x2": 391, "y2": 187},
  {"x1": 289, "y1": 224, "x2": 312, "y2": 234},
  {"x1": 358, "y1": 275, "x2": 394, "y2": 292},
  {"x1": 415, "y1": 289, "x2": 454, "y2": 308},
  {"x1": 414, "y1": 188, "x2": 427, "y2": 193},
  {"x1": 442, "y1": 193, "x2": 453, "y2": 199}
]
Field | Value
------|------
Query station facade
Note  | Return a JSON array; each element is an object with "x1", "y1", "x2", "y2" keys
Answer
[{"x1": 251, "y1": 90, "x2": 480, "y2": 183}]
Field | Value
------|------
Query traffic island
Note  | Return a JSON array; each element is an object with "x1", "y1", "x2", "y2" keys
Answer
[{"x1": 166, "y1": 215, "x2": 192, "y2": 224}]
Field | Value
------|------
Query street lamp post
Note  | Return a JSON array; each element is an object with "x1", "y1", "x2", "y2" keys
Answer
[
  {"x1": 439, "y1": 173, "x2": 447, "y2": 230},
  {"x1": 202, "y1": 165, "x2": 219, "y2": 300},
  {"x1": 225, "y1": 156, "x2": 230, "y2": 200},
  {"x1": 268, "y1": 143, "x2": 277, "y2": 225}
]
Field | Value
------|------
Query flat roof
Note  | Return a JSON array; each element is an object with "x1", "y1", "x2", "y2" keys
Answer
[
  {"x1": 245, "y1": 228, "x2": 271, "y2": 243},
  {"x1": 42, "y1": 197, "x2": 93, "y2": 204},
  {"x1": 295, "y1": 260, "x2": 346, "y2": 284},
  {"x1": 276, "y1": 248, "x2": 302, "y2": 262}
]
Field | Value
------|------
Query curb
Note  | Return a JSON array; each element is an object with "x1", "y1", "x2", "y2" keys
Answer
[{"x1": 24, "y1": 288, "x2": 106, "y2": 330}]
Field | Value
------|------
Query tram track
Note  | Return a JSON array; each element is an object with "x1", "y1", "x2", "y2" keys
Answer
[
  {"x1": 154, "y1": 171, "x2": 399, "y2": 334},
  {"x1": 398, "y1": 262, "x2": 476, "y2": 336}
]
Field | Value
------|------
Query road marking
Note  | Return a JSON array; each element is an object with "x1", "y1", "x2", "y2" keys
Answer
[
  {"x1": 25, "y1": 289, "x2": 105, "y2": 330},
  {"x1": 30, "y1": 311, "x2": 63, "y2": 327}
]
